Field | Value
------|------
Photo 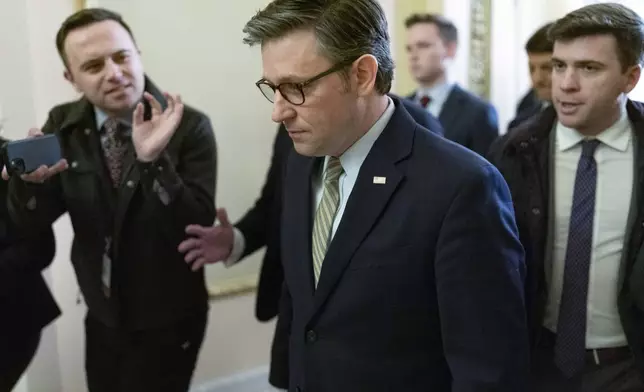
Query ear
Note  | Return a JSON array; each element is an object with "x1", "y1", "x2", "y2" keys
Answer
[
  {"x1": 64, "y1": 69, "x2": 83, "y2": 93},
  {"x1": 624, "y1": 64, "x2": 641, "y2": 95},
  {"x1": 445, "y1": 41, "x2": 458, "y2": 59},
  {"x1": 353, "y1": 54, "x2": 379, "y2": 97}
]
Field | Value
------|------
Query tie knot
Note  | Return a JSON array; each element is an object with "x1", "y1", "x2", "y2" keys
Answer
[
  {"x1": 419, "y1": 95, "x2": 432, "y2": 108},
  {"x1": 102, "y1": 118, "x2": 119, "y2": 134},
  {"x1": 324, "y1": 156, "x2": 343, "y2": 183},
  {"x1": 581, "y1": 139, "x2": 600, "y2": 158}
]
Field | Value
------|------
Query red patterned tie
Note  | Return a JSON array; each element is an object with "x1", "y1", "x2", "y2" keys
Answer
[
  {"x1": 102, "y1": 118, "x2": 128, "y2": 187},
  {"x1": 419, "y1": 95, "x2": 432, "y2": 108}
]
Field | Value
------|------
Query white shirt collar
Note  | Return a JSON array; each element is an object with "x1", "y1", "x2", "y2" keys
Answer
[
  {"x1": 94, "y1": 106, "x2": 132, "y2": 130},
  {"x1": 415, "y1": 81, "x2": 453, "y2": 104},
  {"x1": 556, "y1": 104, "x2": 630, "y2": 152},
  {"x1": 322, "y1": 95, "x2": 395, "y2": 179}
]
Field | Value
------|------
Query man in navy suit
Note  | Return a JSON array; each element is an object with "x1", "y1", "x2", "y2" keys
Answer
[
  {"x1": 238, "y1": 0, "x2": 529, "y2": 390},
  {"x1": 178, "y1": 96, "x2": 442, "y2": 389},
  {"x1": 405, "y1": 13, "x2": 499, "y2": 156}
]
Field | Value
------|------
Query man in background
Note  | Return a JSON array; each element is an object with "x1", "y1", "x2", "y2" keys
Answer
[
  {"x1": 488, "y1": 22, "x2": 554, "y2": 162},
  {"x1": 405, "y1": 13, "x2": 498, "y2": 155},
  {"x1": 3, "y1": 8, "x2": 216, "y2": 392},
  {"x1": 508, "y1": 22, "x2": 554, "y2": 131},
  {"x1": 0, "y1": 137, "x2": 60, "y2": 391}
]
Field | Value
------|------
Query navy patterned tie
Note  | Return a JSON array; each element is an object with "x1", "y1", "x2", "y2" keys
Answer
[{"x1": 554, "y1": 139, "x2": 600, "y2": 378}]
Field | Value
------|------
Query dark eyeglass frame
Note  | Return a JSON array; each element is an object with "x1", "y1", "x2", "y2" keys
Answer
[{"x1": 255, "y1": 58, "x2": 358, "y2": 106}]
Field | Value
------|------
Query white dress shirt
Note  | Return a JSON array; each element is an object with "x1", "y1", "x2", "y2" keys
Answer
[
  {"x1": 415, "y1": 82, "x2": 454, "y2": 118},
  {"x1": 312, "y1": 96, "x2": 395, "y2": 240},
  {"x1": 226, "y1": 96, "x2": 395, "y2": 265},
  {"x1": 543, "y1": 105, "x2": 633, "y2": 349}
]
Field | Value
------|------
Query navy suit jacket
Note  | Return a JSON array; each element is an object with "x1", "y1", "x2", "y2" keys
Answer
[
  {"x1": 507, "y1": 89, "x2": 542, "y2": 131},
  {"x1": 278, "y1": 96, "x2": 529, "y2": 391},
  {"x1": 236, "y1": 96, "x2": 444, "y2": 388},
  {"x1": 408, "y1": 84, "x2": 498, "y2": 156},
  {"x1": 237, "y1": 95, "x2": 443, "y2": 323}
]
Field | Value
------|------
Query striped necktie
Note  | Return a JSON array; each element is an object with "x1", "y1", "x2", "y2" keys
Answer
[{"x1": 312, "y1": 156, "x2": 343, "y2": 285}]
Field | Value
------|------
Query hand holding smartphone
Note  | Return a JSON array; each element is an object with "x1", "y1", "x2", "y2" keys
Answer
[{"x1": 1, "y1": 129, "x2": 68, "y2": 182}]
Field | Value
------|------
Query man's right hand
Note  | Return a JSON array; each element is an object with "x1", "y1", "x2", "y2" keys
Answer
[
  {"x1": 1, "y1": 128, "x2": 68, "y2": 182},
  {"x1": 178, "y1": 208, "x2": 235, "y2": 271}
]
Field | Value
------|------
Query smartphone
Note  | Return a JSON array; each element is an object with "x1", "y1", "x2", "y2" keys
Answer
[{"x1": 2, "y1": 134, "x2": 62, "y2": 175}]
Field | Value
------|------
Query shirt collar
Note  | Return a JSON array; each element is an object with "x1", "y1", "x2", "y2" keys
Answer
[
  {"x1": 415, "y1": 81, "x2": 453, "y2": 103},
  {"x1": 322, "y1": 95, "x2": 395, "y2": 179},
  {"x1": 94, "y1": 106, "x2": 133, "y2": 133},
  {"x1": 556, "y1": 104, "x2": 630, "y2": 152}
]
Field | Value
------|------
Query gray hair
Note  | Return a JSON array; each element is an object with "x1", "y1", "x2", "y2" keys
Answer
[{"x1": 243, "y1": 0, "x2": 394, "y2": 94}]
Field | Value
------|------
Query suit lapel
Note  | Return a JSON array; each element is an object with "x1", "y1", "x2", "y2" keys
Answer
[
  {"x1": 285, "y1": 154, "x2": 318, "y2": 302},
  {"x1": 311, "y1": 100, "x2": 413, "y2": 315}
]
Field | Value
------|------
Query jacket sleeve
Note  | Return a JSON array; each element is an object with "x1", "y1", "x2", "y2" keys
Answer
[
  {"x1": 470, "y1": 104, "x2": 500, "y2": 157},
  {"x1": 6, "y1": 111, "x2": 67, "y2": 232},
  {"x1": 0, "y1": 222, "x2": 56, "y2": 298},
  {"x1": 435, "y1": 163, "x2": 530, "y2": 391},
  {"x1": 136, "y1": 110, "x2": 217, "y2": 241},
  {"x1": 235, "y1": 125, "x2": 289, "y2": 258}
]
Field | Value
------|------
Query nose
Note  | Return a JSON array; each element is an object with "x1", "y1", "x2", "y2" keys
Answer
[
  {"x1": 105, "y1": 59, "x2": 124, "y2": 81},
  {"x1": 559, "y1": 68, "x2": 579, "y2": 91},
  {"x1": 271, "y1": 91, "x2": 296, "y2": 123}
]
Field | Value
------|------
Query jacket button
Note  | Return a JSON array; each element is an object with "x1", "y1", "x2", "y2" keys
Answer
[
  {"x1": 306, "y1": 330, "x2": 317, "y2": 343},
  {"x1": 84, "y1": 128, "x2": 91, "y2": 135},
  {"x1": 71, "y1": 161, "x2": 78, "y2": 168},
  {"x1": 532, "y1": 208, "x2": 541, "y2": 215},
  {"x1": 126, "y1": 180, "x2": 135, "y2": 188}
]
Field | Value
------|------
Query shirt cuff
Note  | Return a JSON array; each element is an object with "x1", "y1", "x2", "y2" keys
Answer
[{"x1": 224, "y1": 227, "x2": 246, "y2": 267}]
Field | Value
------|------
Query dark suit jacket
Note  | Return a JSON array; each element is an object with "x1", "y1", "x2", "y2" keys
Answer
[
  {"x1": 235, "y1": 96, "x2": 443, "y2": 388},
  {"x1": 507, "y1": 89, "x2": 543, "y2": 131},
  {"x1": 237, "y1": 95, "x2": 444, "y2": 323},
  {"x1": 277, "y1": 96, "x2": 529, "y2": 391},
  {"x1": 489, "y1": 101, "x2": 644, "y2": 378},
  {"x1": 0, "y1": 138, "x2": 60, "y2": 370},
  {"x1": 5, "y1": 77, "x2": 216, "y2": 330},
  {"x1": 408, "y1": 84, "x2": 498, "y2": 156}
]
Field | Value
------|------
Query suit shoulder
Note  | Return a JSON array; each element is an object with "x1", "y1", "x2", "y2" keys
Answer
[
  {"x1": 454, "y1": 85, "x2": 495, "y2": 112},
  {"x1": 179, "y1": 104, "x2": 215, "y2": 140},
  {"x1": 182, "y1": 104, "x2": 211, "y2": 125},
  {"x1": 413, "y1": 126, "x2": 497, "y2": 178},
  {"x1": 47, "y1": 99, "x2": 84, "y2": 123}
]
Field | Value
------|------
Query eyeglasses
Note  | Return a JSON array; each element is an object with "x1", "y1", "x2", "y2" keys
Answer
[{"x1": 255, "y1": 58, "x2": 357, "y2": 106}]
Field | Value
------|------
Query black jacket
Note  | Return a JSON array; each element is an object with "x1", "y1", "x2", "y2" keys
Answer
[
  {"x1": 489, "y1": 101, "x2": 644, "y2": 378},
  {"x1": 0, "y1": 137, "x2": 60, "y2": 368},
  {"x1": 5, "y1": 78, "x2": 217, "y2": 330}
]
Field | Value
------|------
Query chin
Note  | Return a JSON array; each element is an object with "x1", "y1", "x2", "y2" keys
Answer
[
  {"x1": 293, "y1": 142, "x2": 325, "y2": 157},
  {"x1": 557, "y1": 115, "x2": 582, "y2": 130}
]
